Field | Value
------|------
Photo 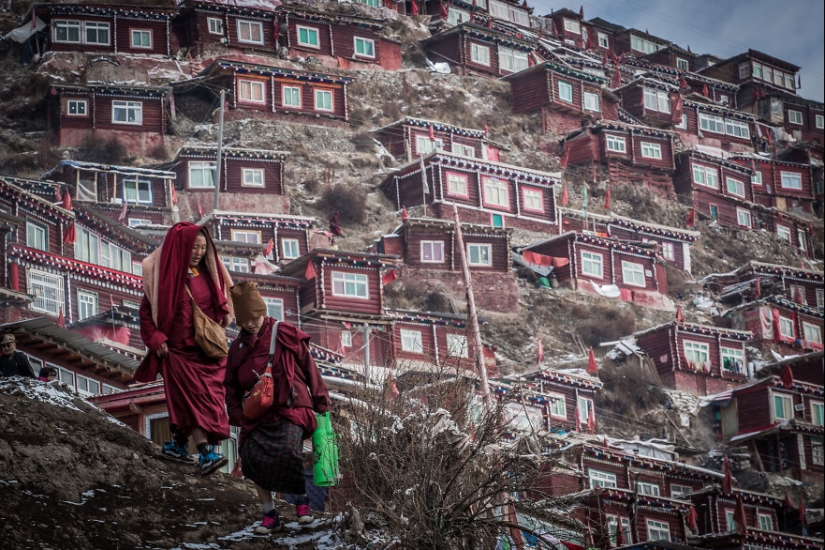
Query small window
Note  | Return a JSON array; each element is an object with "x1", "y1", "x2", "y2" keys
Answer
[
  {"x1": 498, "y1": 47, "x2": 529, "y2": 73},
  {"x1": 400, "y1": 329, "x2": 424, "y2": 353},
  {"x1": 683, "y1": 341, "x2": 709, "y2": 366},
  {"x1": 798, "y1": 230, "x2": 807, "y2": 252},
  {"x1": 237, "y1": 20, "x2": 264, "y2": 45},
  {"x1": 341, "y1": 330, "x2": 352, "y2": 347},
  {"x1": 522, "y1": 188, "x2": 544, "y2": 213},
  {"x1": 67, "y1": 99, "x2": 87, "y2": 116},
  {"x1": 803, "y1": 322, "x2": 822, "y2": 345},
  {"x1": 726, "y1": 177, "x2": 745, "y2": 197},
  {"x1": 230, "y1": 229, "x2": 261, "y2": 244},
  {"x1": 757, "y1": 513, "x2": 772, "y2": 531},
  {"x1": 282, "y1": 86, "x2": 301, "y2": 108},
  {"x1": 354, "y1": 37, "x2": 375, "y2": 58},
  {"x1": 780, "y1": 172, "x2": 802, "y2": 190},
  {"x1": 563, "y1": 18, "x2": 581, "y2": 34},
  {"x1": 445, "y1": 333, "x2": 468, "y2": 358},
  {"x1": 558, "y1": 81, "x2": 573, "y2": 103},
  {"x1": 112, "y1": 101, "x2": 142, "y2": 125},
  {"x1": 238, "y1": 79, "x2": 265, "y2": 104},
  {"x1": 467, "y1": 243, "x2": 492, "y2": 266},
  {"x1": 811, "y1": 402, "x2": 824, "y2": 426},
  {"x1": 776, "y1": 225, "x2": 792, "y2": 243},
  {"x1": 661, "y1": 242, "x2": 675, "y2": 261},
  {"x1": 699, "y1": 113, "x2": 725, "y2": 134},
  {"x1": 421, "y1": 241, "x2": 445, "y2": 263},
  {"x1": 636, "y1": 481, "x2": 661, "y2": 496},
  {"x1": 773, "y1": 393, "x2": 793, "y2": 420},
  {"x1": 54, "y1": 20, "x2": 81, "y2": 43},
  {"x1": 751, "y1": 171, "x2": 763, "y2": 185},
  {"x1": 578, "y1": 396, "x2": 594, "y2": 424},
  {"x1": 332, "y1": 271, "x2": 369, "y2": 298},
  {"x1": 778, "y1": 315, "x2": 794, "y2": 339},
  {"x1": 416, "y1": 135, "x2": 444, "y2": 155},
  {"x1": 189, "y1": 161, "x2": 216, "y2": 189},
  {"x1": 816, "y1": 114, "x2": 825, "y2": 129},
  {"x1": 241, "y1": 168, "x2": 265, "y2": 187},
  {"x1": 263, "y1": 297, "x2": 284, "y2": 321},
  {"x1": 76, "y1": 374, "x2": 101, "y2": 396},
  {"x1": 752, "y1": 62, "x2": 762, "y2": 79},
  {"x1": 282, "y1": 239, "x2": 300, "y2": 260},
  {"x1": 123, "y1": 177, "x2": 153, "y2": 204},
  {"x1": 131, "y1": 29, "x2": 152, "y2": 49},
  {"x1": 670, "y1": 484, "x2": 693, "y2": 497},
  {"x1": 588, "y1": 469, "x2": 617, "y2": 489},
  {"x1": 785, "y1": 74, "x2": 795, "y2": 90},
  {"x1": 77, "y1": 289, "x2": 98, "y2": 321},
  {"x1": 581, "y1": 251, "x2": 603, "y2": 278},
  {"x1": 606, "y1": 135, "x2": 626, "y2": 152},
  {"x1": 314, "y1": 89, "x2": 333, "y2": 112},
  {"x1": 676, "y1": 57, "x2": 689, "y2": 71},
  {"x1": 641, "y1": 142, "x2": 662, "y2": 159},
  {"x1": 644, "y1": 88, "x2": 670, "y2": 113},
  {"x1": 207, "y1": 17, "x2": 224, "y2": 35},
  {"x1": 84, "y1": 22, "x2": 110, "y2": 45},
  {"x1": 817, "y1": 289, "x2": 824, "y2": 309},
  {"x1": 470, "y1": 43, "x2": 490, "y2": 66},
  {"x1": 28, "y1": 269, "x2": 64, "y2": 316},
  {"x1": 583, "y1": 91, "x2": 600, "y2": 112},
  {"x1": 597, "y1": 32, "x2": 609, "y2": 48},
  {"x1": 482, "y1": 176, "x2": 509, "y2": 208},
  {"x1": 297, "y1": 26, "x2": 319, "y2": 47},
  {"x1": 621, "y1": 261, "x2": 645, "y2": 287},
  {"x1": 675, "y1": 113, "x2": 688, "y2": 129},
  {"x1": 813, "y1": 439, "x2": 824, "y2": 466},
  {"x1": 221, "y1": 255, "x2": 250, "y2": 274},
  {"x1": 788, "y1": 110, "x2": 803, "y2": 125},
  {"x1": 647, "y1": 519, "x2": 670, "y2": 541},
  {"x1": 549, "y1": 394, "x2": 566, "y2": 418},
  {"x1": 446, "y1": 172, "x2": 468, "y2": 197},
  {"x1": 736, "y1": 208, "x2": 752, "y2": 228},
  {"x1": 721, "y1": 347, "x2": 744, "y2": 373},
  {"x1": 26, "y1": 221, "x2": 48, "y2": 250},
  {"x1": 725, "y1": 119, "x2": 750, "y2": 139}
]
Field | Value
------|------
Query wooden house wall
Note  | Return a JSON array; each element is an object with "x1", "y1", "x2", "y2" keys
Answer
[
  {"x1": 187, "y1": 11, "x2": 223, "y2": 45},
  {"x1": 597, "y1": 130, "x2": 630, "y2": 163},
  {"x1": 58, "y1": 92, "x2": 94, "y2": 132},
  {"x1": 607, "y1": 227, "x2": 688, "y2": 273},
  {"x1": 275, "y1": 228, "x2": 309, "y2": 263},
  {"x1": 375, "y1": 128, "x2": 407, "y2": 159},
  {"x1": 392, "y1": 321, "x2": 437, "y2": 362},
  {"x1": 583, "y1": 459, "x2": 628, "y2": 488},
  {"x1": 92, "y1": 95, "x2": 164, "y2": 134},
  {"x1": 544, "y1": 384, "x2": 578, "y2": 428},
  {"x1": 734, "y1": 386, "x2": 771, "y2": 433},
  {"x1": 451, "y1": 136, "x2": 483, "y2": 159},
  {"x1": 636, "y1": 507, "x2": 685, "y2": 542},
  {"x1": 331, "y1": 25, "x2": 381, "y2": 63},
  {"x1": 67, "y1": 280, "x2": 141, "y2": 325},
  {"x1": 462, "y1": 36, "x2": 501, "y2": 77},
  {"x1": 269, "y1": 76, "x2": 347, "y2": 120},
  {"x1": 574, "y1": 240, "x2": 616, "y2": 285},
  {"x1": 565, "y1": 133, "x2": 597, "y2": 165},
  {"x1": 425, "y1": 36, "x2": 461, "y2": 69},
  {"x1": 547, "y1": 72, "x2": 584, "y2": 113},
  {"x1": 222, "y1": 157, "x2": 284, "y2": 195},
  {"x1": 435, "y1": 326, "x2": 476, "y2": 369},
  {"x1": 404, "y1": 227, "x2": 455, "y2": 270},
  {"x1": 636, "y1": 326, "x2": 676, "y2": 375},
  {"x1": 257, "y1": 286, "x2": 300, "y2": 323},
  {"x1": 747, "y1": 161, "x2": 814, "y2": 201},
  {"x1": 227, "y1": 13, "x2": 276, "y2": 51},
  {"x1": 49, "y1": 14, "x2": 113, "y2": 53},
  {"x1": 320, "y1": 264, "x2": 382, "y2": 315},
  {"x1": 803, "y1": 434, "x2": 824, "y2": 477},
  {"x1": 631, "y1": 134, "x2": 674, "y2": 170},
  {"x1": 619, "y1": 86, "x2": 645, "y2": 120},
  {"x1": 509, "y1": 70, "x2": 550, "y2": 113},
  {"x1": 287, "y1": 19, "x2": 331, "y2": 56},
  {"x1": 298, "y1": 265, "x2": 320, "y2": 313},
  {"x1": 116, "y1": 18, "x2": 169, "y2": 56},
  {"x1": 464, "y1": 233, "x2": 509, "y2": 272},
  {"x1": 692, "y1": 188, "x2": 745, "y2": 229},
  {"x1": 7, "y1": 205, "x2": 66, "y2": 256}
]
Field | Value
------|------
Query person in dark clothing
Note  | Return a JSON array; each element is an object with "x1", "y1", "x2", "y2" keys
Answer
[
  {"x1": 328, "y1": 211, "x2": 343, "y2": 238},
  {"x1": 38, "y1": 366, "x2": 58, "y2": 382},
  {"x1": 0, "y1": 334, "x2": 36, "y2": 378}
]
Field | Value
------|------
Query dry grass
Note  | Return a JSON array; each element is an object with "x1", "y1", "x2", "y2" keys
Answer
[
  {"x1": 573, "y1": 301, "x2": 637, "y2": 348},
  {"x1": 76, "y1": 134, "x2": 129, "y2": 165},
  {"x1": 319, "y1": 182, "x2": 368, "y2": 226}
]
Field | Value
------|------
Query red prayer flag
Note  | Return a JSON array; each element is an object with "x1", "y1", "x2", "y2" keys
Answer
[
  {"x1": 171, "y1": 183, "x2": 178, "y2": 205},
  {"x1": 686, "y1": 206, "x2": 695, "y2": 228},
  {"x1": 561, "y1": 182, "x2": 569, "y2": 206},
  {"x1": 118, "y1": 199, "x2": 128, "y2": 222},
  {"x1": 484, "y1": 123, "x2": 489, "y2": 134},
  {"x1": 197, "y1": 198, "x2": 204, "y2": 218},
  {"x1": 676, "y1": 304, "x2": 685, "y2": 323},
  {"x1": 587, "y1": 347, "x2": 598, "y2": 375},
  {"x1": 439, "y1": 1, "x2": 449, "y2": 18},
  {"x1": 602, "y1": 50, "x2": 608, "y2": 67},
  {"x1": 429, "y1": 124, "x2": 435, "y2": 141},
  {"x1": 409, "y1": 0, "x2": 419, "y2": 16},
  {"x1": 63, "y1": 221, "x2": 76, "y2": 244},
  {"x1": 586, "y1": 407, "x2": 595, "y2": 433},
  {"x1": 734, "y1": 494, "x2": 747, "y2": 534},
  {"x1": 611, "y1": 69, "x2": 622, "y2": 89},
  {"x1": 799, "y1": 498, "x2": 807, "y2": 531},
  {"x1": 686, "y1": 506, "x2": 698, "y2": 532},
  {"x1": 780, "y1": 364, "x2": 794, "y2": 389},
  {"x1": 57, "y1": 307, "x2": 65, "y2": 329},
  {"x1": 604, "y1": 185, "x2": 610, "y2": 210},
  {"x1": 305, "y1": 260, "x2": 317, "y2": 280},
  {"x1": 579, "y1": 5, "x2": 584, "y2": 17},
  {"x1": 722, "y1": 455, "x2": 733, "y2": 496},
  {"x1": 536, "y1": 337, "x2": 544, "y2": 366},
  {"x1": 264, "y1": 238, "x2": 275, "y2": 256},
  {"x1": 671, "y1": 92, "x2": 683, "y2": 123},
  {"x1": 551, "y1": 18, "x2": 560, "y2": 37},
  {"x1": 63, "y1": 192, "x2": 72, "y2": 211},
  {"x1": 754, "y1": 276, "x2": 761, "y2": 298},
  {"x1": 702, "y1": 83, "x2": 709, "y2": 98},
  {"x1": 679, "y1": 76, "x2": 688, "y2": 89},
  {"x1": 55, "y1": 185, "x2": 62, "y2": 202},
  {"x1": 615, "y1": 521, "x2": 626, "y2": 545},
  {"x1": 559, "y1": 147, "x2": 570, "y2": 169},
  {"x1": 386, "y1": 367, "x2": 400, "y2": 400},
  {"x1": 401, "y1": 207, "x2": 409, "y2": 221},
  {"x1": 382, "y1": 269, "x2": 399, "y2": 285}
]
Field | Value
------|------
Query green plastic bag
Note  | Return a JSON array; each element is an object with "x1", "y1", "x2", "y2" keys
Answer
[{"x1": 312, "y1": 412, "x2": 339, "y2": 487}]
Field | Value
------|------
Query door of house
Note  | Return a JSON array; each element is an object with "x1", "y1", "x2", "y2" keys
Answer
[{"x1": 710, "y1": 205, "x2": 718, "y2": 220}]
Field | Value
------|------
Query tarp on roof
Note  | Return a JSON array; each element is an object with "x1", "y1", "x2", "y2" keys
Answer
[{"x1": 3, "y1": 17, "x2": 46, "y2": 44}]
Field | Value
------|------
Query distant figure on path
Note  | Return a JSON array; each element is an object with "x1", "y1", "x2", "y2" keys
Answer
[
  {"x1": 0, "y1": 334, "x2": 35, "y2": 379},
  {"x1": 328, "y1": 211, "x2": 343, "y2": 238}
]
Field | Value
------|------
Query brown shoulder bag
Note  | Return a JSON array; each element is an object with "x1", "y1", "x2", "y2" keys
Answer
[{"x1": 185, "y1": 286, "x2": 229, "y2": 359}]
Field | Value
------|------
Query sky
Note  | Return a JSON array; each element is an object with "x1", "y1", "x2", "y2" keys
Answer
[{"x1": 531, "y1": 0, "x2": 825, "y2": 102}]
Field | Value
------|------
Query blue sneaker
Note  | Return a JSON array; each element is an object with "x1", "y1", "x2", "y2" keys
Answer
[
  {"x1": 161, "y1": 440, "x2": 193, "y2": 463},
  {"x1": 199, "y1": 446, "x2": 228, "y2": 476}
]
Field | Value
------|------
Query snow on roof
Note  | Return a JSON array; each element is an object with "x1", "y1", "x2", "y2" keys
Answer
[
  {"x1": 186, "y1": 0, "x2": 282, "y2": 12},
  {"x1": 60, "y1": 160, "x2": 176, "y2": 178}
]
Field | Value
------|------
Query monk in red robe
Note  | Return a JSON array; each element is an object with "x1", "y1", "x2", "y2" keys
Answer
[{"x1": 136, "y1": 223, "x2": 234, "y2": 475}]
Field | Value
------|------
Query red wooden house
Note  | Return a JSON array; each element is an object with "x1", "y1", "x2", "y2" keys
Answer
[
  {"x1": 752, "y1": 91, "x2": 825, "y2": 150},
  {"x1": 561, "y1": 121, "x2": 677, "y2": 193},
  {"x1": 379, "y1": 151, "x2": 560, "y2": 232},
  {"x1": 557, "y1": 208, "x2": 699, "y2": 275},
  {"x1": 642, "y1": 44, "x2": 696, "y2": 73},
  {"x1": 224, "y1": 272, "x2": 303, "y2": 327},
  {"x1": 191, "y1": 59, "x2": 354, "y2": 126},
  {"x1": 69, "y1": 303, "x2": 145, "y2": 356},
  {"x1": 50, "y1": 84, "x2": 168, "y2": 154},
  {"x1": 35, "y1": 3, "x2": 176, "y2": 57},
  {"x1": 199, "y1": 210, "x2": 315, "y2": 268},
  {"x1": 612, "y1": 28, "x2": 671, "y2": 58},
  {"x1": 276, "y1": 3, "x2": 402, "y2": 71},
  {"x1": 167, "y1": 145, "x2": 290, "y2": 219},
  {"x1": 711, "y1": 372, "x2": 824, "y2": 484},
  {"x1": 504, "y1": 61, "x2": 614, "y2": 135},
  {"x1": 425, "y1": 0, "x2": 531, "y2": 28},
  {"x1": 375, "y1": 217, "x2": 518, "y2": 313},
  {"x1": 703, "y1": 261, "x2": 824, "y2": 310},
  {"x1": 677, "y1": 100, "x2": 757, "y2": 153},
  {"x1": 699, "y1": 49, "x2": 800, "y2": 107},
  {"x1": 516, "y1": 368, "x2": 603, "y2": 434},
  {"x1": 729, "y1": 154, "x2": 815, "y2": 216},
  {"x1": 546, "y1": 8, "x2": 587, "y2": 48},
  {"x1": 50, "y1": 160, "x2": 177, "y2": 227},
  {"x1": 519, "y1": 232, "x2": 671, "y2": 309},
  {"x1": 673, "y1": 150, "x2": 758, "y2": 229},
  {"x1": 176, "y1": 0, "x2": 279, "y2": 56},
  {"x1": 726, "y1": 296, "x2": 824, "y2": 355},
  {"x1": 372, "y1": 117, "x2": 500, "y2": 163},
  {"x1": 629, "y1": 321, "x2": 751, "y2": 395},
  {"x1": 387, "y1": 310, "x2": 479, "y2": 373},
  {"x1": 615, "y1": 78, "x2": 683, "y2": 129},
  {"x1": 421, "y1": 22, "x2": 537, "y2": 78}
]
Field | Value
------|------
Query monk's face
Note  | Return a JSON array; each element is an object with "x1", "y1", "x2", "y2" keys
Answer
[
  {"x1": 242, "y1": 315, "x2": 266, "y2": 336},
  {"x1": 190, "y1": 235, "x2": 207, "y2": 268}
]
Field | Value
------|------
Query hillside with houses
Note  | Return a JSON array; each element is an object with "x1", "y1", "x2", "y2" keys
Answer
[{"x1": 0, "y1": 0, "x2": 822, "y2": 548}]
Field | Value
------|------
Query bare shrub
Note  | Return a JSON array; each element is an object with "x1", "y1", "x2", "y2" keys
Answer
[
  {"x1": 664, "y1": 263, "x2": 689, "y2": 298},
  {"x1": 76, "y1": 134, "x2": 128, "y2": 165},
  {"x1": 596, "y1": 362, "x2": 665, "y2": 419},
  {"x1": 351, "y1": 131, "x2": 376, "y2": 153},
  {"x1": 575, "y1": 301, "x2": 636, "y2": 348},
  {"x1": 301, "y1": 177, "x2": 320, "y2": 195},
  {"x1": 319, "y1": 182, "x2": 368, "y2": 225}
]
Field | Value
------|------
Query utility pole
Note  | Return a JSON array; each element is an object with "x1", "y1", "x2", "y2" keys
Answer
[
  {"x1": 451, "y1": 203, "x2": 491, "y2": 408},
  {"x1": 363, "y1": 323, "x2": 371, "y2": 385},
  {"x1": 212, "y1": 88, "x2": 226, "y2": 212}
]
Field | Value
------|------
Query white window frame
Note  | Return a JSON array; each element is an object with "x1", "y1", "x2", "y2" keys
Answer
[
  {"x1": 220, "y1": 256, "x2": 249, "y2": 273},
  {"x1": 798, "y1": 230, "x2": 807, "y2": 253},
  {"x1": 498, "y1": 46, "x2": 529, "y2": 73},
  {"x1": 788, "y1": 110, "x2": 803, "y2": 125},
  {"x1": 607, "y1": 516, "x2": 631, "y2": 547},
  {"x1": 721, "y1": 346, "x2": 744, "y2": 373},
  {"x1": 692, "y1": 164, "x2": 719, "y2": 189},
  {"x1": 776, "y1": 225, "x2": 792, "y2": 243},
  {"x1": 817, "y1": 289, "x2": 824, "y2": 309},
  {"x1": 699, "y1": 112, "x2": 725, "y2": 134},
  {"x1": 75, "y1": 226, "x2": 100, "y2": 264},
  {"x1": 238, "y1": 79, "x2": 266, "y2": 104},
  {"x1": 207, "y1": 17, "x2": 223, "y2": 35},
  {"x1": 522, "y1": 188, "x2": 544, "y2": 213},
  {"x1": 751, "y1": 171, "x2": 763, "y2": 185},
  {"x1": 28, "y1": 269, "x2": 64, "y2": 316},
  {"x1": 811, "y1": 402, "x2": 824, "y2": 426},
  {"x1": 816, "y1": 114, "x2": 825, "y2": 129},
  {"x1": 354, "y1": 36, "x2": 375, "y2": 58},
  {"x1": 241, "y1": 168, "x2": 265, "y2": 187},
  {"x1": 606, "y1": 135, "x2": 626, "y2": 153},
  {"x1": 548, "y1": 394, "x2": 566, "y2": 418},
  {"x1": 84, "y1": 21, "x2": 110, "y2": 45},
  {"x1": 661, "y1": 242, "x2": 675, "y2": 261},
  {"x1": 581, "y1": 251, "x2": 603, "y2": 278},
  {"x1": 230, "y1": 229, "x2": 261, "y2": 244},
  {"x1": 314, "y1": 89, "x2": 333, "y2": 112},
  {"x1": 470, "y1": 43, "x2": 490, "y2": 66},
  {"x1": 446, "y1": 333, "x2": 469, "y2": 358},
  {"x1": 676, "y1": 57, "x2": 690, "y2": 71},
  {"x1": 263, "y1": 297, "x2": 284, "y2": 321},
  {"x1": 130, "y1": 29, "x2": 152, "y2": 49},
  {"x1": 558, "y1": 81, "x2": 573, "y2": 103},
  {"x1": 189, "y1": 161, "x2": 216, "y2": 189},
  {"x1": 416, "y1": 135, "x2": 443, "y2": 155},
  {"x1": 26, "y1": 221, "x2": 47, "y2": 250},
  {"x1": 123, "y1": 177, "x2": 152, "y2": 204},
  {"x1": 725, "y1": 119, "x2": 751, "y2": 139},
  {"x1": 780, "y1": 171, "x2": 802, "y2": 190},
  {"x1": 588, "y1": 469, "x2": 617, "y2": 489},
  {"x1": 128, "y1": 218, "x2": 151, "y2": 229},
  {"x1": 736, "y1": 208, "x2": 752, "y2": 228},
  {"x1": 641, "y1": 142, "x2": 662, "y2": 160},
  {"x1": 773, "y1": 392, "x2": 793, "y2": 421},
  {"x1": 341, "y1": 330, "x2": 352, "y2": 347},
  {"x1": 597, "y1": 31, "x2": 609, "y2": 48},
  {"x1": 237, "y1": 20, "x2": 264, "y2": 45},
  {"x1": 578, "y1": 396, "x2": 594, "y2": 424},
  {"x1": 111, "y1": 101, "x2": 142, "y2": 125},
  {"x1": 726, "y1": 177, "x2": 745, "y2": 197},
  {"x1": 482, "y1": 176, "x2": 509, "y2": 208},
  {"x1": 67, "y1": 99, "x2": 87, "y2": 116},
  {"x1": 76, "y1": 373, "x2": 101, "y2": 397},
  {"x1": 467, "y1": 243, "x2": 492, "y2": 266},
  {"x1": 778, "y1": 315, "x2": 794, "y2": 339},
  {"x1": 683, "y1": 341, "x2": 709, "y2": 366},
  {"x1": 332, "y1": 271, "x2": 369, "y2": 299},
  {"x1": 670, "y1": 484, "x2": 693, "y2": 497},
  {"x1": 445, "y1": 171, "x2": 468, "y2": 197},
  {"x1": 77, "y1": 289, "x2": 98, "y2": 321},
  {"x1": 802, "y1": 322, "x2": 821, "y2": 345},
  {"x1": 53, "y1": 20, "x2": 81, "y2": 43},
  {"x1": 636, "y1": 481, "x2": 661, "y2": 496},
  {"x1": 675, "y1": 113, "x2": 688, "y2": 129},
  {"x1": 647, "y1": 519, "x2": 671, "y2": 541},
  {"x1": 621, "y1": 260, "x2": 646, "y2": 287},
  {"x1": 643, "y1": 88, "x2": 670, "y2": 113},
  {"x1": 421, "y1": 241, "x2": 445, "y2": 263},
  {"x1": 282, "y1": 85, "x2": 301, "y2": 108},
  {"x1": 400, "y1": 328, "x2": 424, "y2": 353},
  {"x1": 563, "y1": 18, "x2": 581, "y2": 34},
  {"x1": 813, "y1": 439, "x2": 824, "y2": 466},
  {"x1": 755, "y1": 513, "x2": 771, "y2": 531},
  {"x1": 297, "y1": 25, "x2": 320, "y2": 48},
  {"x1": 583, "y1": 91, "x2": 600, "y2": 112},
  {"x1": 281, "y1": 238, "x2": 300, "y2": 260}
]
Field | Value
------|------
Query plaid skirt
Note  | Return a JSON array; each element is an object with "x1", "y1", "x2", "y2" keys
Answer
[{"x1": 241, "y1": 420, "x2": 306, "y2": 494}]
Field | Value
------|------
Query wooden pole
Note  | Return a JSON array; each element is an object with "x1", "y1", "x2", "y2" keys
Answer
[{"x1": 212, "y1": 89, "x2": 226, "y2": 213}]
